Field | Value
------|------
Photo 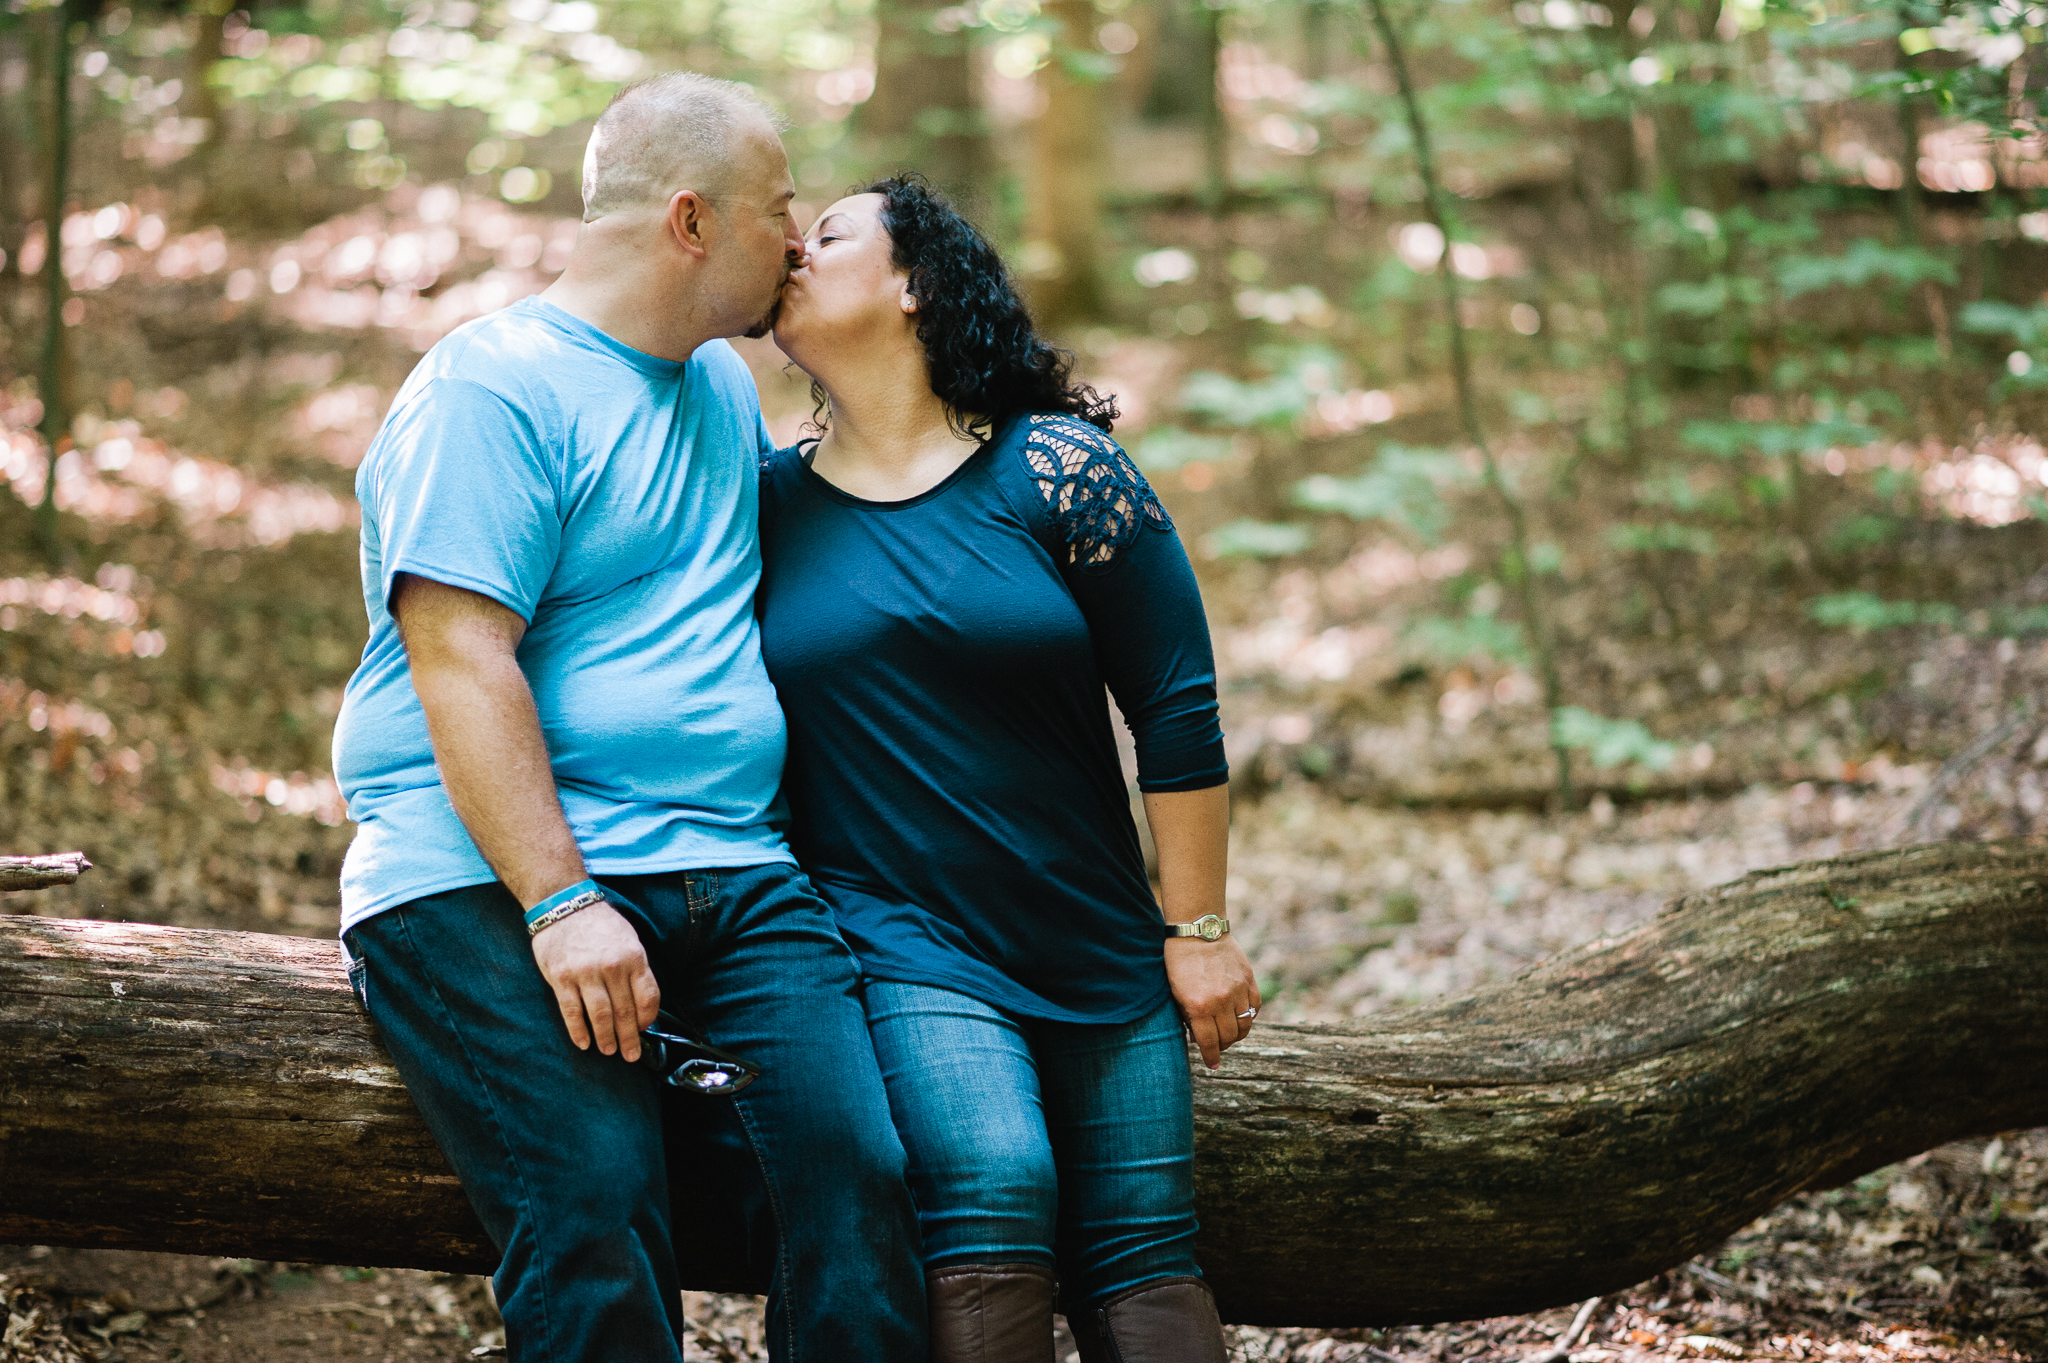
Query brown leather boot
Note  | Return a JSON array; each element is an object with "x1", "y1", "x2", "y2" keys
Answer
[
  {"x1": 927, "y1": 1262, "x2": 1058, "y2": 1363},
  {"x1": 1067, "y1": 1276, "x2": 1228, "y2": 1363}
]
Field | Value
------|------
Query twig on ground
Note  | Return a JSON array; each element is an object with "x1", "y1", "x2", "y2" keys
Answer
[
  {"x1": 1904, "y1": 702, "x2": 2036, "y2": 840},
  {"x1": 1688, "y1": 1262, "x2": 1770, "y2": 1302},
  {"x1": 1524, "y1": 1294, "x2": 1607, "y2": 1362}
]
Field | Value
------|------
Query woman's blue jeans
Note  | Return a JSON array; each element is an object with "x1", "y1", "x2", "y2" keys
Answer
[
  {"x1": 861, "y1": 980, "x2": 1202, "y2": 1313},
  {"x1": 345, "y1": 864, "x2": 926, "y2": 1363}
]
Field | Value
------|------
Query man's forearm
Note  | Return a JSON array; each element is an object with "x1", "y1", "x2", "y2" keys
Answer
[
  {"x1": 410, "y1": 651, "x2": 586, "y2": 908},
  {"x1": 392, "y1": 573, "x2": 587, "y2": 910}
]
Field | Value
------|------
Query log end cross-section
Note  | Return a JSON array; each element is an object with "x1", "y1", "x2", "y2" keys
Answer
[{"x1": 1, "y1": 839, "x2": 2044, "y2": 1325}]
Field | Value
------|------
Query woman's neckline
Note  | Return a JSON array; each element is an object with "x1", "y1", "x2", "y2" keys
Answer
[{"x1": 796, "y1": 418, "x2": 1009, "y2": 511}]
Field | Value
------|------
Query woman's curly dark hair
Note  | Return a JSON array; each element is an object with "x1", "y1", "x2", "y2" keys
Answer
[{"x1": 807, "y1": 173, "x2": 1117, "y2": 438}]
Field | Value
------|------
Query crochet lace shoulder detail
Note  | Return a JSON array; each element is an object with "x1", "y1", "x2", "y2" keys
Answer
[{"x1": 1022, "y1": 414, "x2": 1172, "y2": 570}]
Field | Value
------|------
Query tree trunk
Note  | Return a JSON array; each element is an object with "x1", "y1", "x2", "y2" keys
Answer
[
  {"x1": 1023, "y1": 0, "x2": 1110, "y2": 326},
  {"x1": 1, "y1": 839, "x2": 2043, "y2": 1325},
  {"x1": 32, "y1": 0, "x2": 75, "y2": 563},
  {"x1": 854, "y1": 0, "x2": 989, "y2": 209}
]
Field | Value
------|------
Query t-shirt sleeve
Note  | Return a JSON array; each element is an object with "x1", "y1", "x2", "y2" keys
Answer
[
  {"x1": 365, "y1": 377, "x2": 561, "y2": 620},
  {"x1": 1023, "y1": 416, "x2": 1229, "y2": 793}
]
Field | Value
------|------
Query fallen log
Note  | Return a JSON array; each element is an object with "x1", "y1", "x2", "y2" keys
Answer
[
  {"x1": 0, "y1": 853, "x2": 90, "y2": 893},
  {"x1": 0, "y1": 839, "x2": 2043, "y2": 1326}
]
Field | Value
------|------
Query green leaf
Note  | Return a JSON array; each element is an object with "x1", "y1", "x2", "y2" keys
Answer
[
  {"x1": 1654, "y1": 277, "x2": 1732, "y2": 318},
  {"x1": 1179, "y1": 346, "x2": 1347, "y2": 430},
  {"x1": 1203, "y1": 520, "x2": 1312, "y2": 559},
  {"x1": 1806, "y1": 593, "x2": 1957, "y2": 633},
  {"x1": 1775, "y1": 240, "x2": 1957, "y2": 298},
  {"x1": 1179, "y1": 371, "x2": 1312, "y2": 429},
  {"x1": 1681, "y1": 417, "x2": 1882, "y2": 460},
  {"x1": 1550, "y1": 707, "x2": 1677, "y2": 771},
  {"x1": 1133, "y1": 428, "x2": 1233, "y2": 472},
  {"x1": 1404, "y1": 613, "x2": 1528, "y2": 665},
  {"x1": 1290, "y1": 445, "x2": 1471, "y2": 543},
  {"x1": 1609, "y1": 522, "x2": 1719, "y2": 555},
  {"x1": 1823, "y1": 514, "x2": 1898, "y2": 554},
  {"x1": 1959, "y1": 300, "x2": 2048, "y2": 348}
]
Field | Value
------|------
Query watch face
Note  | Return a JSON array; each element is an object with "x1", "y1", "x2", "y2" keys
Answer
[{"x1": 1199, "y1": 916, "x2": 1224, "y2": 941}]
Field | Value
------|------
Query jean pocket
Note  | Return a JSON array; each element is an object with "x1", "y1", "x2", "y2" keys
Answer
[
  {"x1": 344, "y1": 953, "x2": 369, "y2": 1011},
  {"x1": 683, "y1": 871, "x2": 717, "y2": 941}
]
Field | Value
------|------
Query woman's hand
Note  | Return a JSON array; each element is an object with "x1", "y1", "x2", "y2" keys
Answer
[{"x1": 1165, "y1": 936, "x2": 1260, "y2": 1069}]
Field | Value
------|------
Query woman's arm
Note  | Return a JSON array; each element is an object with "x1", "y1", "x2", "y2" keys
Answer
[
  {"x1": 1145, "y1": 784, "x2": 1260, "y2": 1068},
  {"x1": 1025, "y1": 417, "x2": 1257, "y2": 1061}
]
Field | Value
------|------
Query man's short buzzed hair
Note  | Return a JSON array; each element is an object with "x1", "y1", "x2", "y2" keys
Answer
[{"x1": 580, "y1": 72, "x2": 785, "y2": 221}]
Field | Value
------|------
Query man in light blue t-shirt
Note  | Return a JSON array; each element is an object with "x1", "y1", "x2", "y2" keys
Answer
[{"x1": 331, "y1": 73, "x2": 923, "y2": 1363}]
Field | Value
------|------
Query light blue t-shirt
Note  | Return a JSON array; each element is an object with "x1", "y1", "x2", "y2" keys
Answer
[{"x1": 332, "y1": 296, "x2": 792, "y2": 932}]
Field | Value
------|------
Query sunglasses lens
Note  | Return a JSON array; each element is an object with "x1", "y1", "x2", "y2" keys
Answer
[
  {"x1": 638, "y1": 1029, "x2": 756, "y2": 1096},
  {"x1": 673, "y1": 1058, "x2": 749, "y2": 1093}
]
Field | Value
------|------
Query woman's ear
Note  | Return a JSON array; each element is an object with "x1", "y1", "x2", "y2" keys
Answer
[{"x1": 899, "y1": 284, "x2": 918, "y2": 315}]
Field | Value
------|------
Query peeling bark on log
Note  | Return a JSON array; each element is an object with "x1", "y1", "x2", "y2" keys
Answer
[
  {"x1": 0, "y1": 853, "x2": 90, "y2": 892},
  {"x1": 1, "y1": 840, "x2": 2043, "y2": 1326}
]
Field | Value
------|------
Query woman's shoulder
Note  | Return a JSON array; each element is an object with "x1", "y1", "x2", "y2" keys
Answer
[
  {"x1": 1001, "y1": 412, "x2": 1172, "y2": 571},
  {"x1": 756, "y1": 440, "x2": 815, "y2": 519},
  {"x1": 759, "y1": 439, "x2": 813, "y2": 483}
]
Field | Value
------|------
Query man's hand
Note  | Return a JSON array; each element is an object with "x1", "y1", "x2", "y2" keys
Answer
[
  {"x1": 530, "y1": 901, "x2": 662, "y2": 1062},
  {"x1": 1165, "y1": 936, "x2": 1260, "y2": 1070}
]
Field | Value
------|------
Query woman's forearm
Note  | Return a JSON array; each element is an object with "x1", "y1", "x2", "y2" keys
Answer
[
  {"x1": 1141, "y1": 784, "x2": 1229, "y2": 923},
  {"x1": 1144, "y1": 783, "x2": 1255, "y2": 1069}
]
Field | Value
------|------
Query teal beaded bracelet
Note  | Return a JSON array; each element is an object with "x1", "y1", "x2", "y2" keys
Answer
[{"x1": 524, "y1": 878, "x2": 606, "y2": 937}]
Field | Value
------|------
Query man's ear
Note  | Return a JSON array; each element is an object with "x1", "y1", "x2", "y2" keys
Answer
[{"x1": 666, "y1": 190, "x2": 715, "y2": 260}]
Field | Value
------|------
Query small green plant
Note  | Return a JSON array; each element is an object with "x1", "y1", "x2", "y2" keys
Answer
[
  {"x1": 1609, "y1": 523, "x2": 1720, "y2": 556},
  {"x1": 1405, "y1": 610, "x2": 1527, "y2": 665},
  {"x1": 1133, "y1": 427, "x2": 1234, "y2": 471},
  {"x1": 1292, "y1": 445, "x2": 1472, "y2": 543},
  {"x1": 1203, "y1": 520, "x2": 1313, "y2": 559},
  {"x1": 1808, "y1": 594, "x2": 2048, "y2": 636},
  {"x1": 1377, "y1": 889, "x2": 1421, "y2": 925},
  {"x1": 1550, "y1": 707, "x2": 1677, "y2": 772}
]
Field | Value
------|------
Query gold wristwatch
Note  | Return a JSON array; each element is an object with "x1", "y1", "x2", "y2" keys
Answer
[{"x1": 1164, "y1": 913, "x2": 1230, "y2": 942}]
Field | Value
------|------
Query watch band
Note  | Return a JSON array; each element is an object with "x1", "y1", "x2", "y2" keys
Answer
[{"x1": 1165, "y1": 913, "x2": 1230, "y2": 942}]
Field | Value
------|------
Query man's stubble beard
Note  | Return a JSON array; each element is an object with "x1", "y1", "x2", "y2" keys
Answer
[
  {"x1": 742, "y1": 260, "x2": 793, "y2": 340},
  {"x1": 742, "y1": 294, "x2": 781, "y2": 340}
]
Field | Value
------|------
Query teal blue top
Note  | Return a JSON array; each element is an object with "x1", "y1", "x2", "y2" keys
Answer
[
  {"x1": 333, "y1": 298, "x2": 792, "y2": 931},
  {"x1": 756, "y1": 413, "x2": 1227, "y2": 1022}
]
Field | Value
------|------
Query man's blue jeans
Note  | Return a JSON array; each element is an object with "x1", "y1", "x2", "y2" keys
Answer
[
  {"x1": 861, "y1": 980, "x2": 1201, "y2": 1313},
  {"x1": 344, "y1": 864, "x2": 926, "y2": 1363}
]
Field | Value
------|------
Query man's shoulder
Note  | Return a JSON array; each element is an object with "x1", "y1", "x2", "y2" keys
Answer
[
  {"x1": 407, "y1": 303, "x2": 573, "y2": 403},
  {"x1": 688, "y1": 339, "x2": 762, "y2": 407}
]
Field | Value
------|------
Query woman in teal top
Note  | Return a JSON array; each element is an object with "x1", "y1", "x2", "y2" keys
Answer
[{"x1": 758, "y1": 175, "x2": 1260, "y2": 1362}]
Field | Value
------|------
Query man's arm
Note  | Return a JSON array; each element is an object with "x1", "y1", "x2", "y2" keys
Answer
[{"x1": 392, "y1": 573, "x2": 660, "y2": 1061}]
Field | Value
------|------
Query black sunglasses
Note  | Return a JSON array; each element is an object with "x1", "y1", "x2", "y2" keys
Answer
[{"x1": 636, "y1": 1010, "x2": 761, "y2": 1097}]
